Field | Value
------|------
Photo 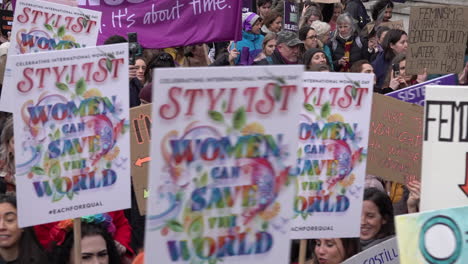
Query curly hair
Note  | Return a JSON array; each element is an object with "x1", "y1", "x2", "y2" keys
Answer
[
  {"x1": 52, "y1": 222, "x2": 121, "y2": 264},
  {"x1": 0, "y1": 116, "x2": 14, "y2": 175}
]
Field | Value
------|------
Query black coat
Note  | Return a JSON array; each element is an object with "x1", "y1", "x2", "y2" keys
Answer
[{"x1": 329, "y1": 34, "x2": 371, "y2": 71}]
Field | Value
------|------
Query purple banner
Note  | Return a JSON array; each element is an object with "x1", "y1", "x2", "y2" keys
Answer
[
  {"x1": 77, "y1": 0, "x2": 242, "y2": 48},
  {"x1": 386, "y1": 74, "x2": 457, "y2": 106},
  {"x1": 283, "y1": 1, "x2": 298, "y2": 32},
  {"x1": 242, "y1": 0, "x2": 253, "y2": 13}
]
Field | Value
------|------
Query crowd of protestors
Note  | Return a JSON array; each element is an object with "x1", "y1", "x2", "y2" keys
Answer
[{"x1": 0, "y1": 0, "x2": 468, "y2": 263}]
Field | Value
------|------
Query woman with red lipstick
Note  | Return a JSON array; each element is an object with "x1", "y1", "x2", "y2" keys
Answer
[
  {"x1": 311, "y1": 238, "x2": 360, "y2": 264},
  {"x1": 0, "y1": 194, "x2": 49, "y2": 263},
  {"x1": 360, "y1": 188, "x2": 395, "y2": 250}
]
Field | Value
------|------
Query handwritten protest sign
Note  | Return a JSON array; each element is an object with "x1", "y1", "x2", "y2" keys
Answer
[
  {"x1": 283, "y1": 0, "x2": 298, "y2": 32},
  {"x1": 342, "y1": 237, "x2": 399, "y2": 264},
  {"x1": 130, "y1": 103, "x2": 152, "y2": 215},
  {"x1": 380, "y1": 20, "x2": 404, "y2": 30},
  {"x1": 6, "y1": 44, "x2": 131, "y2": 227},
  {"x1": 144, "y1": 65, "x2": 303, "y2": 263},
  {"x1": 79, "y1": 0, "x2": 242, "y2": 48},
  {"x1": 421, "y1": 85, "x2": 468, "y2": 211},
  {"x1": 291, "y1": 72, "x2": 373, "y2": 239},
  {"x1": 0, "y1": 10, "x2": 13, "y2": 36},
  {"x1": 406, "y1": 5, "x2": 468, "y2": 75},
  {"x1": 386, "y1": 74, "x2": 456, "y2": 106},
  {"x1": 366, "y1": 94, "x2": 423, "y2": 184},
  {"x1": 396, "y1": 206, "x2": 468, "y2": 264},
  {"x1": 0, "y1": 0, "x2": 101, "y2": 112}
]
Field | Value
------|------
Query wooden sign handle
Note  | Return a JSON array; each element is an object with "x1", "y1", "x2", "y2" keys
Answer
[
  {"x1": 73, "y1": 218, "x2": 82, "y2": 264},
  {"x1": 298, "y1": 239, "x2": 308, "y2": 264}
]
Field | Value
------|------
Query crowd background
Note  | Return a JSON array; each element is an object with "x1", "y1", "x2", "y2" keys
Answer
[{"x1": 0, "y1": 0, "x2": 467, "y2": 263}]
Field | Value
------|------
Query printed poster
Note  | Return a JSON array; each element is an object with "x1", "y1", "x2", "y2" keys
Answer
[
  {"x1": 144, "y1": 66, "x2": 303, "y2": 263},
  {"x1": 396, "y1": 206, "x2": 468, "y2": 264},
  {"x1": 290, "y1": 72, "x2": 373, "y2": 239},
  {"x1": 0, "y1": 0, "x2": 101, "y2": 112},
  {"x1": 283, "y1": 1, "x2": 298, "y2": 32},
  {"x1": 421, "y1": 86, "x2": 468, "y2": 211},
  {"x1": 342, "y1": 237, "x2": 399, "y2": 264},
  {"x1": 6, "y1": 44, "x2": 131, "y2": 227}
]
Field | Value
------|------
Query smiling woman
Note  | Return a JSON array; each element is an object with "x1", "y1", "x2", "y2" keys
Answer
[
  {"x1": 311, "y1": 238, "x2": 360, "y2": 264},
  {"x1": 0, "y1": 194, "x2": 50, "y2": 263}
]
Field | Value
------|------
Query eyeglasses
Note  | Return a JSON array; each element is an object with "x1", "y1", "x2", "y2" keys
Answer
[{"x1": 307, "y1": 35, "x2": 318, "y2": 40}]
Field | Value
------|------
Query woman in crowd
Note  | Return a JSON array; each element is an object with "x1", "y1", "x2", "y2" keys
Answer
[
  {"x1": 261, "y1": 11, "x2": 282, "y2": 35},
  {"x1": 0, "y1": 194, "x2": 49, "y2": 263},
  {"x1": 371, "y1": 0, "x2": 394, "y2": 24},
  {"x1": 361, "y1": 188, "x2": 395, "y2": 250},
  {"x1": 139, "y1": 52, "x2": 176, "y2": 104},
  {"x1": 52, "y1": 220, "x2": 121, "y2": 264},
  {"x1": 235, "y1": 12, "x2": 264, "y2": 65},
  {"x1": 298, "y1": 25, "x2": 319, "y2": 59},
  {"x1": 129, "y1": 56, "x2": 147, "y2": 107},
  {"x1": 254, "y1": 33, "x2": 277, "y2": 63},
  {"x1": 381, "y1": 53, "x2": 427, "y2": 94},
  {"x1": 328, "y1": 2, "x2": 344, "y2": 32},
  {"x1": 134, "y1": 57, "x2": 147, "y2": 84},
  {"x1": 372, "y1": 29, "x2": 408, "y2": 91},
  {"x1": 329, "y1": 13, "x2": 371, "y2": 72},
  {"x1": 256, "y1": 0, "x2": 272, "y2": 19},
  {"x1": 311, "y1": 20, "x2": 334, "y2": 70},
  {"x1": 0, "y1": 116, "x2": 15, "y2": 194},
  {"x1": 303, "y1": 48, "x2": 331, "y2": 71},
  {"x1": 299, "y1": 5, "x2": 323, "y2": 28},
  {"x1": 311, "y1": 238, "x2": 360, "y2": 264},
  {"x1": 182, "y1": 44, "x2": 210, "y2": 67}
]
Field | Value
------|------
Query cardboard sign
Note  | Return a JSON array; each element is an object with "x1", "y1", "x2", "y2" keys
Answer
[
  {"x1": 144, "y1": 65, "x2": 303, "y2": 263},
  {"x1": 342, "y1": 237, "x2": 399, "y2": 264},
  {"x1": 380, "y1": 20, "x2": 404, "y2": 30},
  {"x1": 0, "y1": 10, "x2": 13, "y2": 36},
  {"x1": 367, "y1": 94, "x2": 423, "y2": 184},
  {"x1": 0, "y1": 0, "x2": 101, "y2": 112},
  {"x1": 291, "y1": 72, "x2": 373, "y2": 239},
  {"x1": 396, "y1": 206, "x2": 468, "y2": 263},
  {"x1": 7, "y1": 44, "x2": 131, "y2": 227},
  {"x1": 130, "y1": 103, "x2": 152, "y2": 215},
  {"x1": 386, "y1": 74, "x2": 457, "y2": 106},
  {"x1": 421, "y1": 85, "x2": 468, "y2": 211},
  {"x1": 406, "y1": 6, "x2": 468, "y2": 75},
  {"x1": 283, "y1": 0, "x2": 298, "y2": 32},
  {"x1": 79, "y1": 0, "x2": 242, "y2": 48}
]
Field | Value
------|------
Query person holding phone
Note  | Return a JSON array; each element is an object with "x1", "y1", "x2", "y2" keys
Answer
[{"x1": 381, "y1": 53, "x2": 427, "y2": 94}]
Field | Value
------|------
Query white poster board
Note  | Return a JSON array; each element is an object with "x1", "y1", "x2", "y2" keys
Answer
[
  {"x1": 290, "y1": 72, "x2": 373, "y2": 239},
  {"x1": 342, "y1": 237, "x2": 399, "y2": 264},
  {"x1": 421, "y1": 85, "x2": 468, "y2": 211},
  {"x1": 144, "y1": 66, "x2": 303, "y2": 264},
  {"x1": 7, "y1": 44, "x2": 130, "y2": 227}
]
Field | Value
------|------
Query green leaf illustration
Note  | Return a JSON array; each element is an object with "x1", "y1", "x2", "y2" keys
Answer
[
  {"x1": 167, "y1": 219, "x2": 184, "y2": 232},
  {"x1": 297, "y1": 148, "x2": 302, "y2": 158},
  {"x1": 221, "y1": 101, "x2": 227, "y2": 112},
  {"x1": 105, "y1": 58, "x2": 113, "y2": 73},
  {"x1": 313, "y1": 96, "x2": 317, "y2": 104},
  {"x1": 44, "y1": 24, "x2": 53, "y2": 31},
  {"x1": 75, "y1": 77, "x2": 87, "y2": 96},
  {"x1": 57, "y1": 26, "x2": 66, "y2": 38},
  {"x1": 31, "y1": 166, "x2": 45, "y2": 175},
  {"x1": 321, "y1": 102, "x2": 331, "y2": 119},
  {"x1": 274, "y1": 83, "x2": 282, "y2": 101},
  {"x1": 232, "y1": 107, "x2": 246, "y2": 130},
  {"x1": 82, "y1": 18, "x2": 88, "y2": 29},
  {"x1": 107, "y1": 53, "x2": 116, "y2": 59},
  {"x1": 303, "y1": 103, "x2": 315, "y2": 113},
  {"x1": 200, "y1": 172, "x2": 208, "y2": 186},
  {"x1": 208, "y1": 110, "x2": 224, "y2": 123},
  {"x1": 53, "y1": 129, "x2": 61, "y2": 140},
  {"x1": 188, "y1": 216, "x2": 204, "y2": 237},
  {"x1": 261, "y1": 221, "x2": 269, "y2": 231},
  {"x1": 55, "y1": 82, "x2": 69, "y2": 91},
  {"x1": 65, "y1": 74, "x2": 70, "y2": 83},
  {"x1": 351, "y1": 85, "x2": 357, "y2": 99},
  {"x1": 49, "y1": 163, "x2": 61, "y2": 178}
]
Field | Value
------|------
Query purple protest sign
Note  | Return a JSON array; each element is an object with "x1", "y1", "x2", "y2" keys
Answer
[
  {"x1": 77, "y1": 0, "x2": 242, "y2": 48},
  {"x1": 242, "y1": 0, "x2": 253, "y2": 13},
  {"x1": 283, "y1": 0, "x2": 298, "y2": 32},
  {"x1": 386, "y1": 74, "x2": 456, "y2": 106}
]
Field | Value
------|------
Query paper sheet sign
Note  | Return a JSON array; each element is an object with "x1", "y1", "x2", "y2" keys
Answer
[
  {"x1": 342, "y1": 237, "x2": 399, "y2": 264},
  {"x1": 366, "y1": 94, "x2": 423, "y2": 184},
  {"x1": 290, "y1": 72, "x2": 373, "y2": 239},
  {"x1": 130, "y1": 103, "x2": 152, "y2": 215},
  {"x1": 421, "y1": 85, "x2": 468, "y2": 211},
  {"x1": 7, "y1": 44, "x2": 131, "y2": 227},
  {"x1": 144, "y1": 65, "x2": 303, "y2": 264},
  {"x1": 396, "y1": 206, "x2": 468, "y2": 264}
]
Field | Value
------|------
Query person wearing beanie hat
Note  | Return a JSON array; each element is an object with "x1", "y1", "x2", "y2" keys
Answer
[
  {"x1": 235, "y1": 12, "x2": 264, "y2": 65},
  {"x1": 303, "y1": 48, "x2": 332, "y2": 71},
  {"x1": 310, "y1": 20, "x2": 334, "y2": 71},
  {"x1": 254, "y1": 30, "x2": 303, "y2": 65}
]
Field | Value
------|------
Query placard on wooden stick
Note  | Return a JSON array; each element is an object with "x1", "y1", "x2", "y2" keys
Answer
[{"x1": 406, "y1": 5, "x2": 468, "y2": 75}]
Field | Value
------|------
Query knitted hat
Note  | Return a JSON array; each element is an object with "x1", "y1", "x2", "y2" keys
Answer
[{"x1": 242, "y1": 12, "x2": 260, "y2": 32}]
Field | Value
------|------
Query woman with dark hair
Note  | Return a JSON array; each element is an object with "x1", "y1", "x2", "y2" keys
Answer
[
  {"x1": 52, "y1": 221, "x2": 121, "y2": 264},
  {"x1": 0, "y1": 194, "x2": 49, "y2": 263},
  {"x1": 329, "y1": 13, "x2": 371, "y2": 72},
  {"x1": 139, "y1": 52, "x2": 176, "y2": 104},
  {"x1": 261, "y1": 11, "x2": 282, "y2": 35},
  {"x1": 371, "y1": 29, "x2": 408, "y2": 91},
  {"x1": 381, "y1": 53, "x2": 427, "y2": 94},
  {"x1": 361, "y1": 188, "x2": 395, "y2": 250},
  {"x1": 371, "y1": 0, "x2": 394, "y2": 23},
  {"x1": 0, "y1": 116, "x2": 15, "y2": 194},
  {"x1": 311, "y1": 238, "x2": 360, "y2": 264}
]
